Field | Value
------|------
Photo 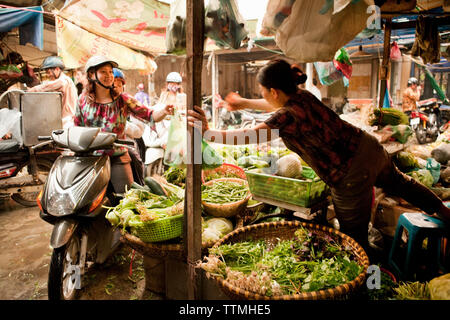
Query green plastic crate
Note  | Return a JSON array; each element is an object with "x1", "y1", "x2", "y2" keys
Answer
[{"x1": 245, "y1": 167, "x2": 329, "y2": 208}]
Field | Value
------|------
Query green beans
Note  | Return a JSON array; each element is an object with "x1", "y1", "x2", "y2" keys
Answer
[{"x1": 202, "y1": 181, "x2": 249, "y2": 204}]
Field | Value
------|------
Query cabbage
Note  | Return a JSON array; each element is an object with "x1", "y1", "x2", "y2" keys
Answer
[
  {"x1": 202, "y1": 227, "x2": 222, "y2": 243},
  {"x1": 275, "y1": 154, "x2": 302, "y2": 179},
  {"x1": 206, "y1": 218, "x2": 233, "y2": 235}
]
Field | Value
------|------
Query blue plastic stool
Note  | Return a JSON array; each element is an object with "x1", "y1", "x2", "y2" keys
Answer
[{"x1": 388, "y1": 212, "x2": 448, "y2": 281}]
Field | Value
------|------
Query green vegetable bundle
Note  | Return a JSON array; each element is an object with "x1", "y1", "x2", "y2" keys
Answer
[
  {"x1": 201, "y1": 180, "x2": 249, "y2": 204},
  {"x1": 104, "y1": 183, "x2": 185, "y2": 231},
  {"x1": 407, "y1": 169, "x2": 434, "y2": 188},
  {"x1": 369, "y1": 108, "x2": 409, "y2": 126}
]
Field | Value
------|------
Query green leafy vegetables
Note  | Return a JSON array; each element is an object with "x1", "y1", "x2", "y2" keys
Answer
[
  {"x1": 104, "y1": 182, "x2": 184, "y2": 231},
  {"x1": 199, "y1": 227, "x2": 363, "y2": 297}
]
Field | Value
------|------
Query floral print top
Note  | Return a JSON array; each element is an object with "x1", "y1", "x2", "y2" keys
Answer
[{"x1": 74, "y1": 92, "x2": 155, "y2": 156}]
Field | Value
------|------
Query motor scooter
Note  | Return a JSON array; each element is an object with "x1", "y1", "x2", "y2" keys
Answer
[
  {"x1": 37, "y1": 126, "x2": 134, "y2": 300},
  {"x1": 411, "y1": 98, "x2": 449, "y2": 144}
]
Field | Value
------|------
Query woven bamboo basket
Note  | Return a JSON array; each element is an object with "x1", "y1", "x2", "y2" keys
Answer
[
  {"x1": 202, "y1": 178, "x2": 251, "y2": 218},
  {"x1": 207, "y1": 220, "x2": 370, "y2": 300},
  {"x1": 202, "y1": 163, "x2": 247, "y2": 183}
]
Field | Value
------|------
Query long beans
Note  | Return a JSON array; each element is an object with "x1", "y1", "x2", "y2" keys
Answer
[{"x1": 202, "y1": 181, "x2": 249, "y2": 204}]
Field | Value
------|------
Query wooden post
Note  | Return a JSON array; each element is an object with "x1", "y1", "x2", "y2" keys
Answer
[
  {"x1": 211, "y1": 51, "x2": 219, "y2": 129},
  {"x1": 379, "y1": 18, "x2": 392, "y2": 109},
  {"x1": 185, "y1": 0, "x2": 204, "y2": 300}
]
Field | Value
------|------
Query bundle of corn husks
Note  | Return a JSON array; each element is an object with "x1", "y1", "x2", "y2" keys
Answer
[{"x1": 369, "y1": 108, "x2": 409, "y2": 126}]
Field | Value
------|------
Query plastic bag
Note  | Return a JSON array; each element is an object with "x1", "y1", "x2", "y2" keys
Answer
[
  {"x1": 390, "y1": 41, "x2": 402, "y2": 61},
  {"x1": 390, "y1": 124, "x2": 413, "y2": 144},
  {"x1": 205, "y1": 0, "x2": 248, "y2": 49},
  {"x1": 164, "y1": 110, "x2": 187, "y2": 167},
  {"x1": 275, "y1": 0, "x2": 370, "y2": 62},
  {"x1": 0, "y1": 64, "x2": 23, "y2": 79},
  {"x1": 163, "y1": 110, "x2": 223, "y2": 169},
  {"x1": 314, "y1": 61, "x2": 344, "y2": 86},
  {"x1": 333, "y1": 48, "x2": 352, "y2": 79},
  {"x1": 165, "y1": 0, "x2": 186, "y2": 55},
  {"x1": 0, "y1": 108, "x2": 23, "y2": 148},
  {"x1": 426, "y1": 157, "x2": 441, "y2": 185},
  {"x1": 260, "y1": 0, "x2": 296, "y2": 36}
]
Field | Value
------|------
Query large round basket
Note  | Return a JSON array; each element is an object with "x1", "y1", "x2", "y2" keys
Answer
[
  {"x1": 202, "y1": 163, "x2": 247, "y2": 184},
  {"x1": 202, "y1": 178, "x2": 251, "y2": 218},
  {"x1": 207, "y1": 220, "x2": 370, "y2": 300}
]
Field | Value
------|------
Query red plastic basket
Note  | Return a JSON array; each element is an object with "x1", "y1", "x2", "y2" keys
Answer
[{"x1": 201, "y1": 163, "x2": 246, "y2": 184}]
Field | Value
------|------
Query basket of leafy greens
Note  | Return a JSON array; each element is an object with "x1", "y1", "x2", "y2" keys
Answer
[
  {"x1": 105, "y1": 182, "x2": 185, "y2": 243},
  {"x1": 198, "y1": 220, "x2": 369, "y2": 300}
]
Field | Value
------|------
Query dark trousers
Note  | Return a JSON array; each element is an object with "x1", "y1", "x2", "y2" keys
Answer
[{"x1": 331, "y1": 132, "x2": 443, "y2": 250}]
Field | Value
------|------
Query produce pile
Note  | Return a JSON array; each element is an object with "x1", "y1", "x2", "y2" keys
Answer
[
  {"x1": 201, "y1": 180, "x2": 250, "y2": 204},
  {"x1": 369, "y1": 108, "x2": 409, "y2": 127},
  {"x1": 104, "y1": 178, "x2": 185, "y2": 233},
  {"x1": 202, "y1": 217, "x2": 234, "y2": 244},
  {"x1": 199, "y1": 227, "x2": 363, "y2": 297}
]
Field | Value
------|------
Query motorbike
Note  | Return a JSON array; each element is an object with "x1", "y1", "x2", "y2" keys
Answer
[
  {"x1": 410, "y1": 98, "x2": 450, "y2": 144},
  {"x1": 0, "y1": 90, "x2": 61, "y2": 206},
  {"x1": 0, "y1": 139, "x2": 58, "y2": 206},
  {"x1": 37, "y1": 126, "x2": 134, "y2": 300}
]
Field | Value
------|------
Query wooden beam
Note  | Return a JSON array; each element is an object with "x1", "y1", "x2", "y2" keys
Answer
[
  {"x1": 211, "y1": 52, "x2": 219, "y2": 129},
  {"x1": 185, "y1": 0, "x2": 204, "y2": 300},
  {"x1": 379, "y1": 18, "x2": 392, "y2": 109}
]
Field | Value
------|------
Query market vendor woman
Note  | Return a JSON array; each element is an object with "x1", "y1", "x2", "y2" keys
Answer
[
  {"x1": 188, "y1": 59, "x2": 450, "y2": 250},
  {"x1": 74, "y1": 55, "x2": 173, "y2": 194}
]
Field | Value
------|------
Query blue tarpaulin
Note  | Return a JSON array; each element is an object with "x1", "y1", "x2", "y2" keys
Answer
[{"x1": 0, "y1": 6, "x2": 44, "y2": 50}]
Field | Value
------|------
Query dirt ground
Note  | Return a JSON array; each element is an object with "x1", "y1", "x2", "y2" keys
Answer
[{"x1": 0, "y1": 198, "x2": 163, "y2": 300}]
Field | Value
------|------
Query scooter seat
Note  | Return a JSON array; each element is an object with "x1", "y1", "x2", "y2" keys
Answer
[{"x1": 0, "y1": 140, "x2": 20, "y2": 153}]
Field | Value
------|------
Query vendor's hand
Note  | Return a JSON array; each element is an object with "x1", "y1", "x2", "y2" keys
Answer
[
  {"x1": 224, "y1": 92, "x2": 245, "y2": 111},
  {"x1": 188, "y1": 105, "x2": 209, "y2": 135},
  {"x1": 164, "y1": 104, "x2": 175, "y2": 116}
]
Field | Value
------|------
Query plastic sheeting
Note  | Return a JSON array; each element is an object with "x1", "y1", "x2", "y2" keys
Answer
[
  {"x1": 0, "y1": 6, "x2": 43, "y2": 50},
  {"x1": 55, "y1": 16, "x2": 157, "y2": 73}
]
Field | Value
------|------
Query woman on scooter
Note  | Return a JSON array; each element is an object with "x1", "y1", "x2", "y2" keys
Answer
[
  {"x1": 188, "y1": 59, "x2": 450, "y2": 252},
  {"x1": 74, "y1": 56, "x2": 173, "y2": 194}
]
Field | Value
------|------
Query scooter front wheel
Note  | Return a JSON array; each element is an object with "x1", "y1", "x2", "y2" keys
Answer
[
  {"x1": 415, "y1": 124, "x2": 428, "y2": 144},
  {"x1": 48, "y1": 233, "x2": 82, "y2": 300}
]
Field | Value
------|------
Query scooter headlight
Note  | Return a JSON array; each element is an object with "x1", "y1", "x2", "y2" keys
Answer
[{"x1": 47, "y1": 192, "x2": 76, "y2": 216}]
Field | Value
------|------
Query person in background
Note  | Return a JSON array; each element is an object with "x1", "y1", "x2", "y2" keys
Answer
[
  {"x1": 188, "y1": 59, "x2": 450, "y2": 252},
  {"x1": 28, "y1": 56, "x2": 78, "y2": 128},
  {"x1": 160, "y1": 72, "x2": 186, "y2": 112},
  {"x1": 113, "y1": 68, "x2": 146, "y2": 185},
  {"x1": 74, "y1": 56, "x2": 173, "y2": 194},
  {"x1": 140, "y1": 72, "x2": 185, "y2": 176},
  {"x1": 402, "y1": 77, "x2": 421, "y2": 115},
  {"x1": 134, "y1": 83, "x2": 150, "y2": 107}
]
